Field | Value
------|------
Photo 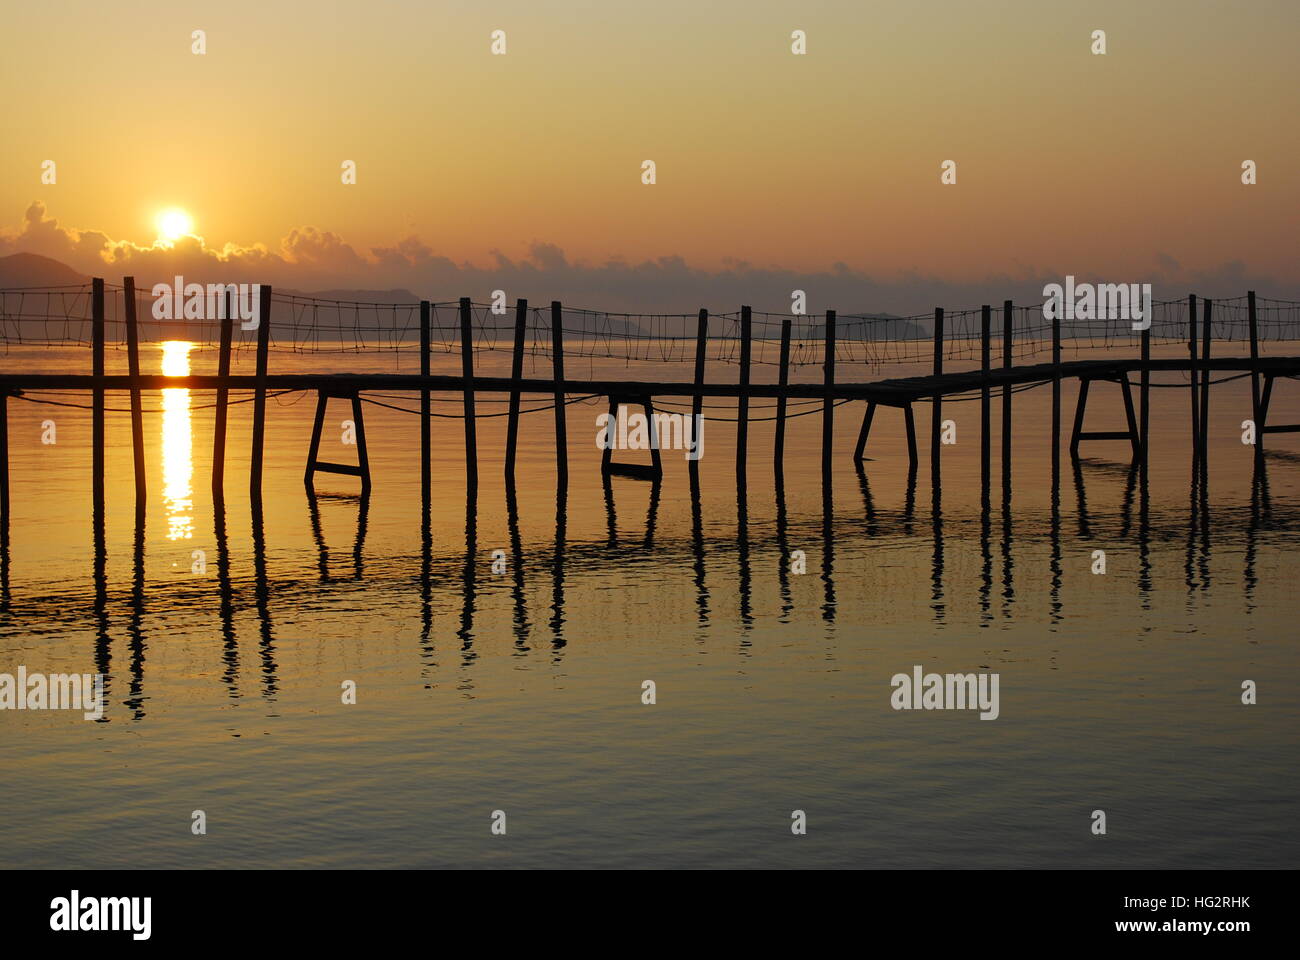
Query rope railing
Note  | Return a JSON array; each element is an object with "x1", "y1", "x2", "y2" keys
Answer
[{"x1": 2, "y1": 285, "x2": 1298, "y2": 372}]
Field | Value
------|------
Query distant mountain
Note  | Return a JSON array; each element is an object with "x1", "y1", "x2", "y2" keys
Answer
[{"x1": 0, "y1": 252, "x2": 89, "y2": 288}]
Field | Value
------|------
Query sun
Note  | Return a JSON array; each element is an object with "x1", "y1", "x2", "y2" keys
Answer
[{"x1": 156, "y1": 208, "x2": 194, "y2": 243}]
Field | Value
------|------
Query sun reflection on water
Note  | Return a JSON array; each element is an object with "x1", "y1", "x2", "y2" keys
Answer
[{"x1": 161, "y1": 341, "x2": 193, "y2": 541}]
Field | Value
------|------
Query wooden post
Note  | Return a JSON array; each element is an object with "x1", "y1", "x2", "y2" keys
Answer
[
  {"x1": 92, "y1": 278, "x2": 105, "y2": 517},
  {"x1": 351, "y1": 392, "x2": 371, "y2": 497},
  {"x1": 0, "y1": 390, "x2": 8, "y2": 529},
  {"x1": 1052, "y1": 299, "x2": 1061, "y2": 481},
  {"x1": 1140, "y1": 322, "x2": 1150, "y2": 479},
  {"x1": 212, "y1": 288, "x2": 235, "y2": 494},
  {"x1": 980, "y1": 304, "x2": 991, "y2": 490},
  {"x1": 1200, "y1": 297, "x2": 1213, "y2": 476},
  {"x1": 774, "y1": 310, "x2": 792, "y2": 472},
  {"x1": 551, "y1": 301, "x2": 568, "y2": 486},
  {"x1": 1188, "y1": 294, "x2": 1199, "y2": 469},
  {"x1": 1002, "y1": 300, "x2": 1012, "y2": 484},
  {"x1": 124, "y1": 277, "x2": 146, "y2": 511},
  {"x1": 504, "y1": 299, "x2": 527, "y2": 480},
  {"x1": 420, "y1": 300, "x2": 431, "y2": 496},
  {"x1": 822, "y1": 309, "x2": 836, "y2": 475},
  {"x1": 459, "y1": 297, "x2": 477, "y2": 494},
  {"x1": 931, "y1": 307, "x2": 944, "y2": 471},
  {"x1": 737, "y1": 306, "x2": 752, "y2": 477},
  {"x1": 1248, "y1": 291, "x2": 1262, "y2": 466},
  {"x1": 249, "y1": 284, "x2": 272, "y2": 498},
  {"x1": 691, "y1": 309, "x2": 708, "y2": 473}
]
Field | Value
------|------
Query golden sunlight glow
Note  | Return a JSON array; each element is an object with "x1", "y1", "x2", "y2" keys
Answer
[
  {"x1": 160, "y1": 341, "x2": 194, "y2": 541},
  {"x1": 156, "y1": 208, "x2": 194, "y2": 243}
]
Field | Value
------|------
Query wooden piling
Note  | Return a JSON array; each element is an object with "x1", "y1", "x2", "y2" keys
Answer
[
  {"x1": 504, "y1": 298, "x2": 527, "y2": 480},
  {"x1": 980, "y1": 304, "x2": 991, "y2": 489},
  {"x1": 774, "y1": 310, "x2": 792, "y2": 472},
  {"x1": 737, "y1": 306, "x2": 752, "y2": 477},
  {"x1": 691, "y1": 309, "x2": 708, "y2": 472},
  {"x1": 92, "y1": 278, "x2": 105, "y2": 517},
  {"x1": 822, "y1": 309, "x2": 836, "y2": 476},
  {"x1": 420, "y1": 300, "x2": 431, "y2": 495},
  {"x1": 1051, "y1": 300, "x2": 1061, "y2": 480},
  {"x1": 1140, "y1": 322, "x2": 1150, "y2": 478},
  {"x1": 124, "y1": 277, "x2": 146, "y2": 511},
  {"x1": 551, "y1": 301, "x2": 568, "y2": 486},
  {"x1": 211, "y1": 289, "x2": 234, "y2": 494},
  {"x1": 1200, "y1": 298, "x2": 1213, "y2": 476},
  {"x1": 1002, "y1": 300, "x2": 1012, "y2": 484},
  {"x1": 1188, "y1": 294, "x2": 1199, "y2": 468},
  {"x1": 0, "y1": 389, "x2": 8, "y2": 529},
  {"x1": 249, "y1": 284, "x2": 272, "y2": 499},
  {"x1": 1248, "y1": 291, "x2": 1262, "y2": 465},
  {"x1": 931, "y1": 307, "x2": 944, "y2": 471},
  {"x1": 459, "y1": 297, "x2": 478, "y2": 494}
]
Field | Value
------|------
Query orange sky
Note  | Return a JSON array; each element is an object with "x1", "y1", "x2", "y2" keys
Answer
[{"x1": 1, "y1": 0, "x2": 1297, "y2": 305}]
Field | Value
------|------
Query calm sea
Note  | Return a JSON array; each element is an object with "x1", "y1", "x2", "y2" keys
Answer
[{"x1": 1, "y1": 342, "x2": 1296, "y2": 868}]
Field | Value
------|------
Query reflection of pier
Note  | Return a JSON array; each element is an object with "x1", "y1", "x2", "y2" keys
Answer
[{"x1": 0, "y1": 440, "x2": 1288, "y2": 720}]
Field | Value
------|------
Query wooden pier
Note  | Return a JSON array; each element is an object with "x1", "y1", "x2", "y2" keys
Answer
[{"x1": 0, "y1": 280, "x2": 1297, "y2": 513}]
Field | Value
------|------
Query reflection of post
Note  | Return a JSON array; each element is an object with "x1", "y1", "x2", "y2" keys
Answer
[
  {"x1": 213, "y1": 492, "x2": 240, "y2": 701},
  {"x1": 125, "y1": 513, "x2": 146, "y2": 720},
  {"x1": 458, "y1": 494, "x2": 477, "y2": 652},
  {"x1": 776, "y1": 471, "x2": 792, "y2": 616},
  {"x1": 929, "y1": 461, "x2": 943, "y2": 624},
  {"x1": 736, "y1": 484, "x2": 752, "y2": 633},
  {"x1": 550, "y1": 484, "x2": 568, "y2": 649},
  {"x1": 820, "y1": 479, "x2": 835, "y2": 624},
  {"x1": 689, "y1": 464, "x2": 709, "y2": 627},
  {"x1": 250, "y1": 499, "x2": 278, "y2": 700},
  {"x1": 506, "y1": 482, "x2": 531, "y2": 647}
]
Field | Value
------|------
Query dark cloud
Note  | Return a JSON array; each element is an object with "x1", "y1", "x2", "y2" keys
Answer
[{"x1": 2, "y1": 201, "x2": 1295, "y2": 315}]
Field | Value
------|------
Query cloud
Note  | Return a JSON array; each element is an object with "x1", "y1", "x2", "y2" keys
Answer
[{"x1": 2, "y1": 201, "x2": 1295, "y2": 315}]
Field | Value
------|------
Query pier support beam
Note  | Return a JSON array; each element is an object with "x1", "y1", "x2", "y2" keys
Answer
[
  {"x1": 1069, "y1": 374, "x2": 1141, "y2": 461},
  {"x1": 305, "y1": 388, "x2": 372, "y2": 495},
  {"x1": 601, "y1": 395, "x2": 663, "y2": 481}
]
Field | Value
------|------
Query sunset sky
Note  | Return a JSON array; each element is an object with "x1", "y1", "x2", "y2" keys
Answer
[{"x1": 2, "y1": 0, "x2": 1297, "y2": 311}]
